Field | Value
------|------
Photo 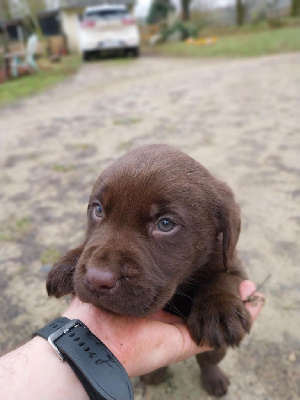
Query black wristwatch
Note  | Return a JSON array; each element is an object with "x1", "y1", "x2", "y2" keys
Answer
[{"x1": 33, "y1": 317, "x2": 134, "y2": 400}]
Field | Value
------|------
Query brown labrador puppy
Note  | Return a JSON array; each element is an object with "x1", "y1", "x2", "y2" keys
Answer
[{"x1": 47, "y1": 144, "x2": 251, "y2": 397}]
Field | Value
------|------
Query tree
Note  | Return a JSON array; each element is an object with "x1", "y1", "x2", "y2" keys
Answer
[
  {"x1": 0, "y1": 0, "x2": 13, "y2": 20},
  {"x1": 236, "y1": 0, "x2": 246, "y2": 26},
  {"x1": 181, "y1": 0, "x2": 191, "y2": 21},
  {"x1": 11, "y1": 0, "x2": 46, "y2": 36},
  {"x1": 290, "y1": 0, "x2": 300, "y2": 16},
  {"x1": 0, "y1": 0, "x2": 13, "y2": 78},
  {"x1": 147, "y1": 0, "x2": 175, "y2": 24}
]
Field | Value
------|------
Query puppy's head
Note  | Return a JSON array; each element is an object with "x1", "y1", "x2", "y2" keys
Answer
[{"x1": 47, "y1": 144, "x2": 241, "y2": 316}]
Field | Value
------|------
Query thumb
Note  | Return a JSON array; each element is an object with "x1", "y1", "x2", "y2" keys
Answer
[{"x1": 240, "y1": 280, "x2": 265, "y2": 322}]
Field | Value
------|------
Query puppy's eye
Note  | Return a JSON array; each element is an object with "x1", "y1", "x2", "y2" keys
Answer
[
  {"x1": 157, "y1": 218, "x2": 175, "y2": 232},
  {"x1": 93, "y1": 203, "x2": 104, "y2": 218}
]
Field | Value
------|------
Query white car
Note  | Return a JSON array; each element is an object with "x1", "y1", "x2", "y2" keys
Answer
[{"x1": 79, "y1": 4, "x2": 140, "y2": 60}]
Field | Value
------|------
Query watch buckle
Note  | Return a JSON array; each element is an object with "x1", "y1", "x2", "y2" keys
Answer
[{"x1": 48, "y1": 319, "x2": 85, "y2": 361}]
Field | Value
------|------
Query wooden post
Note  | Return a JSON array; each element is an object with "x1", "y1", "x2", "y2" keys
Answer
[
  {"x1": 236, "y1": 0, "x2": 245, "y2": 26},
  {"x1": 2, "y1": 24, "x2": 11, "y2": 79}
]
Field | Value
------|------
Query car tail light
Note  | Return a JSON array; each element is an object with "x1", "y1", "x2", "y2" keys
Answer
[
  {"x1": 81, "y1": 20, "x2": 96, "y2": 28},
  {"x1": 122, "y1": 17, "x2": 136, "y2": 25}
]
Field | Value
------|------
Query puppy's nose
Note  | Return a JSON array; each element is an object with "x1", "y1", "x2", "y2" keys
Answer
[{"x1": 85, "y1": 267, "x2": 118, "y2": 292}]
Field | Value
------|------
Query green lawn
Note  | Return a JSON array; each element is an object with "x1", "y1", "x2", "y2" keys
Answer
[
  {"x1": 149, "y1": 26, "x2": 300, "y2": 58},
  {"x1": 0, "y1": 55, "x2": 81, "y2": 107}
]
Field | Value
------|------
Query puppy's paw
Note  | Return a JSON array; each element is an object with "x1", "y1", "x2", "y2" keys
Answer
[
  {"x1": 46, "y1": 246, "x2": 83, "y2": 297},
  {"x1": 201, "y1": 365, "x2": 230, "y2": 397},
  {"x1": 140, "y1": 367, "x2": 168, "y2": 385},
  {"x1": 188, "y1": 293, "x2": 251, "y2": 349}
]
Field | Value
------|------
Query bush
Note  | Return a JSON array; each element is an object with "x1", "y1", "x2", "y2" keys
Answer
[
  {"x1": 160, "y1": 20, "x2": 199, "y2": 41},
  {"x1": 251, "y1": 9, "x2": 267, "y2": 25},
  {"x1": 268, "y1": 18, "x2": 283, "y2": 28}
]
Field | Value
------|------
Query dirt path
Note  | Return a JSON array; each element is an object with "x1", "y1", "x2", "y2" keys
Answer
[{"x1": 0, "y1": 53, "x2": 299, "y2": 399}]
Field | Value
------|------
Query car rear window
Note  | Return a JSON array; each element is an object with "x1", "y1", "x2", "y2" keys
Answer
[{"x1": 84, "y1": 9, "x2": 129, "y2": 20}]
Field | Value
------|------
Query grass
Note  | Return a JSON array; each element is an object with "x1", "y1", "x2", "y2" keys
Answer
[
  {"x1": 148, "y1": 26, "x2": 300, "y2": 58},
  {"x1": 0, "y1": 217, "x2": 32, "y2": 241},
  {"x1": 40, "y1": 248, "x2": 62, "y2": 265},
  {"x1": 116, "y1": 139, "x2": 135, "y2": 151},
  {"x1": 72, "y1": 143, "x2": 94, "y2": 150},
  {"x1": 15, "y1": 217, "x2": 31, "y2": 232},
  {"x1": 0, "y1": 54, "x2": 81, "y2": 107},
  {"x1": 113, "y1": 117, "x2": 142, "y2": 125},
  {"x1": 52, "y1": 164, "x2": 76, "y2": 173}
]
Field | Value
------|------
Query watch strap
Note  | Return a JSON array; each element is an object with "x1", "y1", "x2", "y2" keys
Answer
[{"x1": 33, "y1": 317, "x2": 133, "y2": 400}]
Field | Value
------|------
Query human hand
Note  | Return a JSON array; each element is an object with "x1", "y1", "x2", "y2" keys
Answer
[{"x1": 63, "y1": 280, "x2": 264, "y2": 377}]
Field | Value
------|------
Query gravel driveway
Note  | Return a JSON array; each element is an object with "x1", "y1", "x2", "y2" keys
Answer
[{"x1": 0, "y1": 53, "x2": 299, "y2": 399}]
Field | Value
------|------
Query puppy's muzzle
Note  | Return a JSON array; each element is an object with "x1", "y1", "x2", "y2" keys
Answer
[{"x1": 84, "y1": 267, "x2": 122, "y2": 294}]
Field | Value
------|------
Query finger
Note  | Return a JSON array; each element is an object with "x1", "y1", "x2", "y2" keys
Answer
[{"x1": 147, "y1": 310, "x2": 184, "y2": 324}]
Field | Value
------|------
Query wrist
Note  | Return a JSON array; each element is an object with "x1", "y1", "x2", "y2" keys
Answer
[
  {"x1": 33, "y1": 316, "x2": 134, "y2": 400},
  {"x1": 0, "y1": 336, "x2": 88, "y2": 400},
  {"x1": 32, "y1": 337, "x2": 89, "y2": 400},
  {"x1": 62, "y1": 298, "x2": 124, "y2": 368}
]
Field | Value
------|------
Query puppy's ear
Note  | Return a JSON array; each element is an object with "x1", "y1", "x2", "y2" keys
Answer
[
  {"x1": 46, "y1": 245, "x2": 84, "y2": 298},
  {"x1": 215, "y1": 185, "x2": 241, "y2": 271}
]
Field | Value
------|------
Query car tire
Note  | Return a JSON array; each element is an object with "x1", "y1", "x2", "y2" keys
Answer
[
  {"x1": 132, "y1": 47, "x2": 140, "y2": 57},
  {"x1": 82, "y1": 51, "x2": 90, "y2": 61}
]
